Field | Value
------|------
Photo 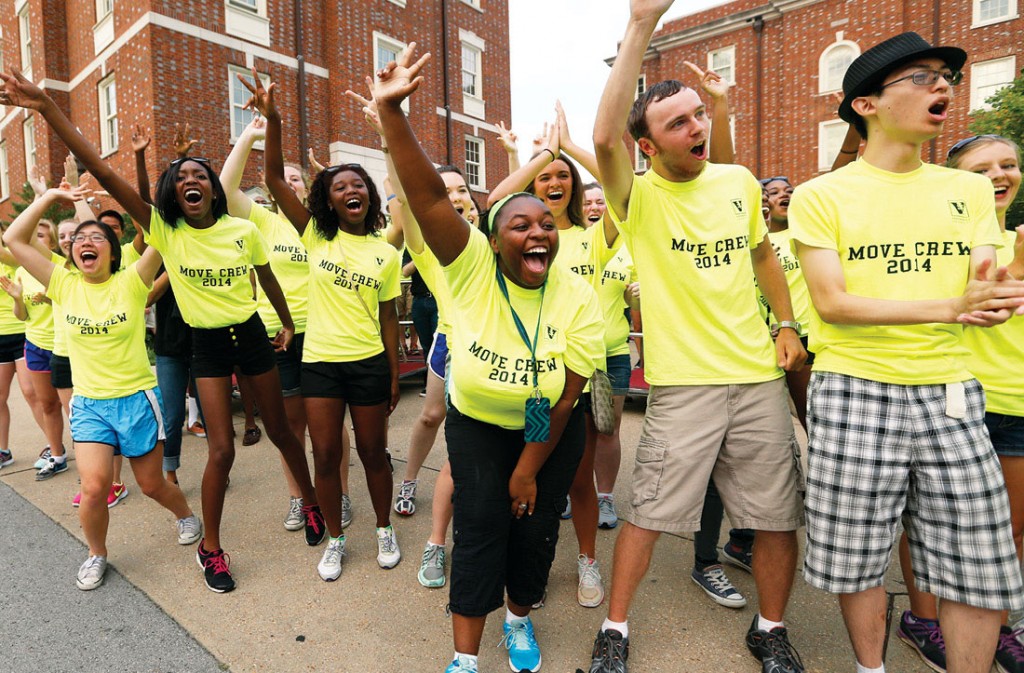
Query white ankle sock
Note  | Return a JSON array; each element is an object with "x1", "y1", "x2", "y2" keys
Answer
[
  {"x1": 453, "y1": 652, "x2": 478, "y2": 666},
  {"x1": 52, "y1": 454, "x2": 66, "y2": 464},
  {"x1": 856, "y1": 663, "x2": 884, "y2": 673},
  {"x1": 757, "y1": 614, "x2": 784, "y2": 632},
  {"x1": 187, "y1": 396, "x2": 199, "y2": 426},
  {"x1": 598, "y1": 492, "x2": 613, "y2": 499},
  {"x1": 506, "y1": 608, "x2": 528, "y2": 625},
  {"x1": 601, "y1": 618, "x2": 628, "y2": 638}
]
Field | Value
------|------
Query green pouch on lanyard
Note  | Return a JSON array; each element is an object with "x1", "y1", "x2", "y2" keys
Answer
[{"x1": 496, "y1": 265, "x2": 550, "y2": 442}]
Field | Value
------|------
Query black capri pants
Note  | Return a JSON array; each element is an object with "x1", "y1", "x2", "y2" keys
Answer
[{"x1": 447, "y1": 402, "x2": 585, "y2": 617}]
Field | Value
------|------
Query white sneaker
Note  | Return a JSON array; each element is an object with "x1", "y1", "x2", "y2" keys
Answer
[
  {"x1": 376, "y1": 525, "x2": 401, "y2": 569},
  {"x1": 597, "y1": 495, "x2": 618, "y2": 529},
  {"x1": 176, "y1": 514, "x2": 203, "y2": 545},
  {"x1": 577, "y1": 554, "x2": 605, "y2": 608},
  {"x1": 34, "y1": 447, "x2": 51, "y2": 470},
  {"x1": 317, "y1": 537, "x2": 346, "y2": 581},
  {"x1": 76, "y1": 555, "x2": 108, "y2": 591},
  {"x1": 284, "y1": 497, "x2": 304, "y2": 531}
]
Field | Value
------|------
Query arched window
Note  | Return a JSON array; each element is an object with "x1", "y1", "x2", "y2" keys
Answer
[{"x1": 819, "y1": 41, "x2": 859, "y2": 94}]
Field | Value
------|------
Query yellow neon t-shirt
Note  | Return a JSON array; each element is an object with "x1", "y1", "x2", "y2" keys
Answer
[
  {"x1": 595, "y1": 238, "x2": 635, "y2": 357},
  {"x1": 556, "y1": 225, "x2": 601, "y2": 281},
  {"x1": 247, "y1": 204, "x2": 309, "y2": 336},
  {"x1": 17, "y1": 253, "x2": 63, "y2": 350},
  {"x1": 964, "y1": 229, "x2": 1024, "y2": 415},
  {"x1": 765, "y1": 229, "x2": 810, "y2": 337},
  {"x1": 120, "y1": 242, "x2": 141, "y2": 269},
  {"x1": 444, "y1": 229, "x2": 604, "y2": 430},
  {"x1": 789, "y1": 160, "x2": 1002, "y2": 385},
  {"x1": 0, "y1": 261, "x2": 25, "y2": 336},
  {"x1": 46, "y1": 264, "x2": 156, "y2": 399},
  {"x1": 612, "y1": 164, "x2": 781, "y2": 385},
  {"x1": 144, "y1": 207, "x2": 269, "y2": 329},
  {"x1": 408, "y1": 244, "x2": 453, "y2": 336},
  {"x1": 300, "y1": 223, "x2": 401, "y2": 363}
]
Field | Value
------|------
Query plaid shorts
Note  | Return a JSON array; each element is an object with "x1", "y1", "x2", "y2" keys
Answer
[{"x1": 803, "y1": 372, "x2": 1024, "y2": 612}]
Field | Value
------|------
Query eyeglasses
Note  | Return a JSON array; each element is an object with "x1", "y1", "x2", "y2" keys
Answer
[
  {"x1": 71, "y1": 233, "x2": 109, "y2": 244},
  {"x1": 946, "y1": 134, "x2": 1001, "y2": 162},
  {"x1": 759, "y1": 176, "x2": 790, "y2": 186},
  {"x1": 879, "y1": 68, "x2": 962, "y2": 90}
]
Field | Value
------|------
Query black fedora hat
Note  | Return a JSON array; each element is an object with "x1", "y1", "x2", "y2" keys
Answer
[{"x1": 839, "y1": 32, "x2": 967, "y2": 125}]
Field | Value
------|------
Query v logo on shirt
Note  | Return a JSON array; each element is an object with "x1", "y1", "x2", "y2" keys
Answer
[
  {"x1": 234, "y1": 239, "x2": 245, "y2": 252},
  {"x1": 731, "y1": 199, "x2": 745, "y2": 215},
  {"x1": 948, "y1": 201, "x2": 969, "y2": 220}
]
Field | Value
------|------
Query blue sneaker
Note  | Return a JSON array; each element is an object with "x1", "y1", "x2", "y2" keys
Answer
[
  {"x1": 500, "y1": 617, "x2": 541, "y2": 672},
  {"x1": 444, "y1": 655, "x2": 478, "y2": 673}
]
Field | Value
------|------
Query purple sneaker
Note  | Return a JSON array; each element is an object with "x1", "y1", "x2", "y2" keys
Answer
[
  {"x1": 896, "y1": 611, "x2": 946, "y2": 673},
  {"x1": 996, "y1": 626, "x2": 1024, "y2": 673}
]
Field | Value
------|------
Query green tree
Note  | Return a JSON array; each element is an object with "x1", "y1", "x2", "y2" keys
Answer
[
  {"x1": 969, "y1": 68, "x2": 1024, "y2": 227},
  {"x1": 0, "y1": 181, "x2": 76, "y2": 231}
]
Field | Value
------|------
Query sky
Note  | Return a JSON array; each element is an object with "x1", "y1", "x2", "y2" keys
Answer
[{"x1": 507, "y1": 1, "x2": 723, "y2": 180}]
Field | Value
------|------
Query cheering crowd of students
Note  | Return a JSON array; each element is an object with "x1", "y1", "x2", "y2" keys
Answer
[{"x1": 1, "y1": 1, "x2": 1023, "y2": 671}]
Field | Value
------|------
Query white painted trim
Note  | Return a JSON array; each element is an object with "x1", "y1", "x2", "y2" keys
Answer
[
  {"x1": 817, "y1": 39, "x2": 860, "y2": 95},
  {"x1": 41, "y1": 78, "x2": 70, "y2": 93},
  {"x1": 433, "y1": 107, "x2": 500, "y2": 135}
]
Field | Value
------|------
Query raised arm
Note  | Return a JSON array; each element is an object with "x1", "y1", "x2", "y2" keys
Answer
[
  {"x1": 0, "y1": 71, "x2": 151, "y2": 229},
  {"x1": 240, "y1": 70, "x2": 311, "y2": 233},
  {"x1": 829, "y1": 92, "x2": 860, "y2": 171},
  {"x1": 684, "y1": 61, "x2": 734, "y2": 164},
  {"x1": 487, "y1": 121, "x2": 560, "y2": 207},
  {"x1": 134, "y1": 245, "x2": 164, "y2": 288},
  {"x1": 594, "y1": 1, "x2": 675, "y2": 220},
  {"x1": 220, "y1": 115, "x2": 265, "y2": 218},
  {"x1": 374, "y1": 43, "x2": 471, "y2": 266},
  {"x1": 496, "y1": 121, "x2": 521, "y2": 174},
  {"x1": 555, "y1": 101, "x2": 600, "y2": 180},
  {"x1": 2, "y1": 187, "x2": 88, "y2": 287},
  {"x1": 131, "y1": 125, "x2": 153, "y2": 205}
]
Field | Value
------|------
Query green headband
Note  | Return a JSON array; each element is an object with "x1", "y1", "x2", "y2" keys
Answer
[{"x1": 486, "y1": 192, "x2": 538, "y2": 234}]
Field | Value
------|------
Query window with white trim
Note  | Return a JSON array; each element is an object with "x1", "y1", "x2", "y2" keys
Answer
[
  {"x1": 229, "y1": 0, "x2": 259, "y2": 12},
  {"x1": 23, "y1": 116, "x2": 36, "y2": 177},
  {"x1": 818, "y1": 120, "x2": 847, "y2": 171},
  {"x1": 972, "y1": 0, "x2": 1017, "y2": 26},
  {"x1": 229, "y1": 65, "x2": 269, "y2": 143},
  {"x1": 224, "y1": 0, "x2": 269, "y2": 45},
  {"x1": 462, "y1": 43, "x2": 481, "y2": 97},
  {"x1": 819, "y1": 42, "x2": 859, "y2": 94},
  {"x1": 374, "y1": 33, "x2": 409, "y2": 113},
  {"x1": 18, "y1": 5, "x2": 32, "y2": 81},
  {"x1": 96, "y1": 0, "x2": 113, "y2": 19},
  {"x1": 0, "y1": 143, "x2": 9, "y2": 201},
  {"x1": 970, "y1": 56, "x2": 1016, "y2": 111},
  {"x1": 464, "y1": 135, "x2": 485, "y2": 190},
  {"x1": 98, "y1": 75, "x2": 118, "y2": 155},
  {"x1": 708, "y1": 46, "x2": 735, "y2": 85},
  {"x1": 459, "y1": 30, "x2": 486, "y2": 119},
  {"x1": 634, "y1": 74, "x2": 648, "y2": 171},
  {"x1": 460, "y1": 0, "x2": 481, "y2": 8}
]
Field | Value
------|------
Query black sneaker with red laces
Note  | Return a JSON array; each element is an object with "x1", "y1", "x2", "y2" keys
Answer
[
  {"x1": 303, "y1": 504, "x2": 326, "y2": 546},
  {"x1": 196, "y1": 539, "x2": 236, "y2": 593}
]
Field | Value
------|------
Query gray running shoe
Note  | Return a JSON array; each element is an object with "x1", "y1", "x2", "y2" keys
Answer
[
  {"x1": 35, "y1": 457, "x2": 68, "y2": 481},
  {"x1": 394, "y1": 480, "x2": 417, "y2": 516},
  {"x1": 418, "y1": 542, "x2": 446, "y2": 588},
  {"x1": 176, "y1": 514, "x2": 203, "y2": 545},
  {"x1": 598, "y1": 495, "x2": 618, "y2": 529},
  {"x1": 341, "y1": 494, "x2": 353, "y2": 529},
  {"x1": 589, "y1": 629, "x2": 629, "y2": 673},
  {"x1": 284, "y1": 497, "x2": 304, "y2": 531},
  {"x1": 76, "y1": 555, "x2": 108, "y2": 591}
]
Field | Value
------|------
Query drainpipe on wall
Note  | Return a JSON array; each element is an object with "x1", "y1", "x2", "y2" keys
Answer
[
  {"x1": 441, "y1": 0, "x2": 453, "y2": 165},
  {"x1": 753, "y1": 15, "x2": 764, "y2": 177},
  {"x1": 928, "y1": 0, "x2": 940, "y2": 164},
  {"x1": 295, "y1": 0, "x2": 308, "y2": 170}
]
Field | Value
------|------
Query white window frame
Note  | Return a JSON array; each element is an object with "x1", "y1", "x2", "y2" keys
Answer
[
  {"x1": 970, "y1": 56, "x2": 1017, "y2": 111},
  {"x1": 228, "y1": 65, "x2": 269, "y2": 146},
  {"x1": 460, "y1": 29, "x2": 486, "y2": 120},
  {"x1": 0, "y1": 142, "x2": 9, "y2": 202},
  {"x1": 18, "y1": 5, "x2": 32, "y2": 82},
  {"x1": 98, "y1": 75, "x2": 118, "y2": 156},
  {"x1": 634, "y1": 74, "x2": 648, "y2": 171},
  {"x1": 23, "y1": 116, "x2": 36, "y2": 178},
  {"x1": 228, "y1": 0, "x2": 262, "y2": 13},
  {"x1": 224, "y1": 0, "x2": 269, "y2": 46},
  {"x1": 818, "y1": 40, "x2": 860, "y2": 94},
  {"x1": 373, "y1": 32, "x2": 410, "y2": 114},
  {"x1": 818, "y1": 119, "x2": 847, "y2": 172},
  {"x1": 384, "y1": 0, "x2": 407, "y2": 7},
  {"x1": 96, "y1": 0, "x2": 113, "y2": 19},
  {"x1": 972, "y1": 0, "x2": 1018, "y2": 27},
  {"x1": 464, "y1": 135, "x2": 486, "y2": 192},
  {"x1": 707, "y1": 46, "x2": 736, "y2": 86},
  {"x1": 459, "y1": 0, "x2": 482, "y2": 9}
]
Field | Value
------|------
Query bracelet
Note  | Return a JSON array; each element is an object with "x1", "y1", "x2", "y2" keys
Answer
[
  {"x1": 387, "y1": 194, "x2": 397, "y2": 202},
  {"x1": 541, "y1": 148, "x2": 555, "y2": 161},
  {"x1": 839, "y1": 148, "x2": 858, "y2": 154},
  {"x1": 771, "y1": 320, "x2": 802, "y2": 334}
]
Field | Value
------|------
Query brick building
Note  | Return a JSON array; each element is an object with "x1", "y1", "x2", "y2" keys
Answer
[
  {"x1": 612, "y1": 0, "x2": 1022, "y2": 185},
  {"x1": 0, "y1": 0, "x2": 511, "y2": 221}
]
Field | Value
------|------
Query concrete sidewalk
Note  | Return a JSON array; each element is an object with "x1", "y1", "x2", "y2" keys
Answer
[{"x1": 1, "y1": 381, "x2": 929, "y2": 673}]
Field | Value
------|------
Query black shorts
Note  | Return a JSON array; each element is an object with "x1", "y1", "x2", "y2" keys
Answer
[
  {"x1": 301, "y1": 352, "x2": 389, "y2": 405},
  {"x1": 191, "y1": 313, "x2": 277, "y2": 379},
  {"x1": 0, "y1": 333, "x2": 25, "y2": 364},
  {"x1": 277, "y1": 332, "x2": 305, "y2": 397},
  {"x1": 446, "y1": 403, "x2": 584, "y2": 617},
  {"x1": 50, "y1": 354, "x2": 73, "y2": 389}
]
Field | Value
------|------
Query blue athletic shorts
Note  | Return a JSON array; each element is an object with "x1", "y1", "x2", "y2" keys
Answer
[
  {"x1": 70, "y1": 389, "x2": 166, "y2": 458},
  {"x1": 24, "y1": 340, "x2": 52, "y2": 373},
  {"x1": 428, "y1": 332, "x2": 448, "y2": 381},
  {"x1": 986, "y1": 411, "x2": 1024, "y2": 458}
]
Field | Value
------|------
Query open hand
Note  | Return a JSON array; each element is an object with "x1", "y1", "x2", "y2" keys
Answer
[
  {"x1": 0, "y1": 276, "x2": 21, "y2": 300},
  {"x1": 0, "y1": 70, "x2": 51, "y2": 111},
  {"x1": 131, "y1": 124, "x2": 151, "y2": 153},
  {"x1": 239, "y1": 68, "x2": 276, "y2": 119},
  {"x1": 371, "y1": 42, "x2": 431, "y2": 108},
  {"x1": 345, "y1": 78, "x2": 383, "y2": 136},
  {"x1": 630, "y1": 0, "x2": 677, "y2": 23},
  {"x1": 555, "y1": 100, "x2": 573, "y2": 147},
  {"x1": 241, "y1": 115, "x2": 267, "y2": 142},
  {"x1": 27, "y1": 165, "x2": 47, "y2": 197},
  {"x1": 63, "y1": 154, "x2": 80, "y2": 187},
  {"x1": 496, "y1": 121, "x2": 518, "y2": 154},
  {"x1": 956, "y1": 258, "x2": 1024, "y2": 326},
  {"x1": 683, "y1": 60, "x2": 728, "y2": 99},
  {"x1": 172, "y1": 122, "x2": 199, "y2": 158},
  {"x1": 307, "y1": 148, "x2": 325, "y2": 174}
]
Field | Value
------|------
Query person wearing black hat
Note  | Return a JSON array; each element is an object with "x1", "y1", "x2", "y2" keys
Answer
[{"x1": 790, "y1": 31, "x2": 1024, "y2": 673}]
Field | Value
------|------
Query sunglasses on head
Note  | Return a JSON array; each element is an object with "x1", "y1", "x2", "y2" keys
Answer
[
  {"x1": 759, "y1": 176, "x2": 790, "y2": 186},
  {"x1": 169, "y1": 156, "x2": 211, "y2": 168},
  {"x1": 322, "y1": 163, "x2": 363, "y2": 176},
  {"x1": 946, "y1": 135, "x2": 1001, "y2": 162}
]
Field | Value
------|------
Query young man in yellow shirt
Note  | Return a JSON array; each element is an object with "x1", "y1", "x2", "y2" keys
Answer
[
  {"x1": 790, "y1": 32, "x2": 1024, "y2": 673},
  {"x1": 587, "y1": 2, "x2": 807, "y2": 672}
]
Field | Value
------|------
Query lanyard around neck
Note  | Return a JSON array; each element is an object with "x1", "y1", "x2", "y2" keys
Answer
[{"x1": 494, "y1": 262, "x2": 545, "y2": 390}]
